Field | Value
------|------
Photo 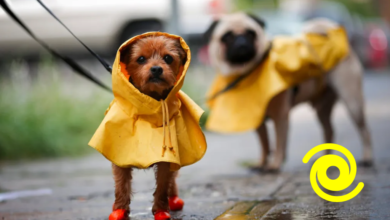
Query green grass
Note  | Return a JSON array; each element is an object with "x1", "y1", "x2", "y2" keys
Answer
[{"x1": 0, "y1": 59, "x2": 111, "y2": 160}]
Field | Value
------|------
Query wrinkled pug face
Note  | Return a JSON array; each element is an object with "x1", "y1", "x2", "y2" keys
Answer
[{"x1": 204, "y1": 13, "x2": 269, "y2": 76}]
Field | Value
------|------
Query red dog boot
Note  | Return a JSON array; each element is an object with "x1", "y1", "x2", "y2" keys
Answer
[
  {"x1": 154, "y1": 210, "x2": 171, "y2": 220},
  {"x1": 169, "y1": 196, "x2": 184, "y2": 211},
  {"x1": 109, "y1": 209, "x2": 129, "y2": 220}
]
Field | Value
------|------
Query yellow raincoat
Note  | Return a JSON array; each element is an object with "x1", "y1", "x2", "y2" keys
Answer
[
  {"x1": 206, "y1": 27, "x2": 349, "y2": 133},
  {"x1": 89, "y1": 32, "x2": 207, "y2": 171}
]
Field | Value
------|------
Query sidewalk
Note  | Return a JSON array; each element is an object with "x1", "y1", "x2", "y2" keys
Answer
[{"x1": 1, "y1": 155, "x2": 389, "y2": 220}]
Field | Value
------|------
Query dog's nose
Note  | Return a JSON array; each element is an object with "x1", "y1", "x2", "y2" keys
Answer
[
  {"x1": 234, "y1": 35, "x2": 249, "y2": 48},
  {"x1": 150, "y1": 66, "x2": 163, "y2": 77}
]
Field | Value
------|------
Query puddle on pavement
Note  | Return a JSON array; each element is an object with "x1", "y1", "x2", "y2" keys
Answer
[{"x1": 214, "y1": 198, "x2": 355, "y2": 220}]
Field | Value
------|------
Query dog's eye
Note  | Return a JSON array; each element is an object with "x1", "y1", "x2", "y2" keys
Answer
[
  {"x1": 164, "y1": 55, "x2": 173, "y2": 64},
  {"x1": 221, "y1": 31, "x2": 234, "y2": 43},
  {"x1": 137, "y1": 56, "x2": 146, "y2": 64},
  {"x1": 246, "y1": 29, "x2": 256, "y2": 40}
]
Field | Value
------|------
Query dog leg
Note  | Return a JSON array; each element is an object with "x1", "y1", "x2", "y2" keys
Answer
[
  {"x1": 251, "y1": 123, "x2": 270, "y2": 170},
  {"x1": 168, "y1": 171, "x2": 184, "y2": 211},
  {"x1": 312, "y1": 87, "x2": 338, "y2": 155},
  {"x1": 329, "y1": 53, "x2": 373, "y2": 166},
  {"x1": 268, "y1": 115, "x2": 289, "y2": 172},
  {"x1": 267, "y1": 91, "x2": 291, "y2": 172},
  {"x1": 111, "y1": 164, "x2": 132, "y2": 220},
  {"x1": 340, "y1": 91, "x2": 373, "y2": 166},
  {"x1": 168, "y1": 171, "x2": 179, "y2": 198},
  {"x1": 153, "y1": 162, "x2": 174, "y2": 215}
]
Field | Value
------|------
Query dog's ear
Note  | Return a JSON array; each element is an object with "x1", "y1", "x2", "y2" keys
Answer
[
  {"x1": 120, "y1": 45, "x2": 131, "y2": 64},
  {"x1": 174, "y1": 40, "x2": 187, "y2": 65},
  {"x1": 180, "y1": 51, "x2": 187, "y2": 65},
  {"x1": 178, "y1": 46, "x2": 187, "y2": 65},
  {"x1": 247, "y1": 14, "x2": 266, "y2": 29},
  {"x1": 203, "y1": 20, "x2": 220, "y2": 43}
]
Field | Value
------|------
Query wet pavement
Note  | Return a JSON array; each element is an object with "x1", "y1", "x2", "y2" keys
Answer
[
  {"x1": 216, "y1": 163, "x2": 390, "y2": 220},
  {"x1": 0, "y1": 71, "x2": 390, "y2": 220}
]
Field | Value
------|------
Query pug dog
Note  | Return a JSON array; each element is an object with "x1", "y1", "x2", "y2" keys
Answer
[{"x1": 204, "y1": 13, "x2": 373, "y2": 171}]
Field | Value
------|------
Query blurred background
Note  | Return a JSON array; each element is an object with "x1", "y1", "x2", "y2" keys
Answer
[
  {"x1": 0, "y1": 0, "x2": 389, "y2": 166},
  {"x1": 1, "y1": 1, "x2": 390, "y2": 219}
]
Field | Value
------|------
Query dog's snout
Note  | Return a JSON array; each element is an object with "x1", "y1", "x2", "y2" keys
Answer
[
  {"x1": 225, "y1": 34, "x2": 256, "y2": 64},
  {"x1": 150, "y1": 66, "x2": 163, "y2": 77}
]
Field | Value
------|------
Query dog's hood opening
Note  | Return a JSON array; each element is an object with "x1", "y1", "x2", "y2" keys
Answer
[
  {"x1": 112, "y1": 32, "x2": 191, "y2": 115},
  {"x1": 89, "y1": 32, "x2": 206, "y2": 170}
]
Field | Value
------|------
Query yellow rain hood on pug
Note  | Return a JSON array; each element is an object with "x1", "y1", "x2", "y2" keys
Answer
[
  {"x1": 206, "y1": 27, "x2": 349, "y2": 133},
  {"x1": 89, "y1": 32, "x2": 207, "y2": 170}
]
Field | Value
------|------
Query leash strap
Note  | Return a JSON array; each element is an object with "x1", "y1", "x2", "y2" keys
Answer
[
  {"x1": 207, "y1": 73, "x2": 249, "y2": 101},
  {"x1": 0, "y1": 0, "x2": 112, "y2": 92},
  {"x1": 208, "y1": 42, "x2": 273, "y2": 101},
  {"x1": 36, "y1": 0, "x2": 112, "y2": 73}
]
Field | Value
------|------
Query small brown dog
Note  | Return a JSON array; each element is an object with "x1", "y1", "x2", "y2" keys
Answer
[
  {"x1": 89, "y1": 33, "x2": 206, "y2": 220},
  {"x1": 112, "y1": 35, "x2": 186, "y2": 219}
]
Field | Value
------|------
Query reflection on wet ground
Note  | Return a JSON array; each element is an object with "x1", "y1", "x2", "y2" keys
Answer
[{"x1": 214, "y1": 163, "x2": 390, "y2": 220}]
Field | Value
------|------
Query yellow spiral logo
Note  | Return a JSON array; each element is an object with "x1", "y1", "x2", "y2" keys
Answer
[{"x1": 302, "y1": 143, "x2": 364, "y2": 202}]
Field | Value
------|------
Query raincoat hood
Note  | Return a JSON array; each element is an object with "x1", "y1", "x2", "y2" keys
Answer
[
  {"x1": 206, "y1": 27, "x2": 349, "y2": 133},
  {"x1": 89, "y1": 32, "x2": 207, "y2": 170}
]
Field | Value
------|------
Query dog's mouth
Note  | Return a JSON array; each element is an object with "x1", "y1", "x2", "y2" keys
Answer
[
  {"x1": 147, "y1": 87, "x2": 173, "y2": 101},
  {"x1": 148, "y1": 77, "x2": 166, "y2": 83},
  {"x1": 226, "y1": 47, "x2": 256, "y2": 65}
]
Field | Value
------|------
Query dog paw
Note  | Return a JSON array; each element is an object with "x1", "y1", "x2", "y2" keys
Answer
[
  {"x1": 169, "y1": 196, "x2": 184, "y2": 211},
  {"x1": 264, "y1": 169, "x2": 280, "y2": 174},
  {"x1": 358, "y1": 160, "x2": 373, "y2": 167},
  {"x1": 263, "y1": 165, "x2": 281, "y2": 174},
  {"x1": 248, "y1": 165, "x2": 280, "y2": 174},
  {"x1": 248, "y1": 165, "x2": 267, "y2": 172},
  {"x1": 154, "y1": 210, "x2": 171, "y2": 220},
  {"x1": 109, "y1": 209, "x2": 129, "y2": 220}
]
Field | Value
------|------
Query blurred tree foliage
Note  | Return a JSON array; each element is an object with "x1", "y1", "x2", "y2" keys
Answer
[
  {"x1": 233, "y1": 0, "x2": 277, "y2": 12},
  {"x1": 233, "y1": 0, "x2": 378, "y2": 18},
  {"x1": 328, "y1": 0, "x2": 377, "y2": 17}
]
